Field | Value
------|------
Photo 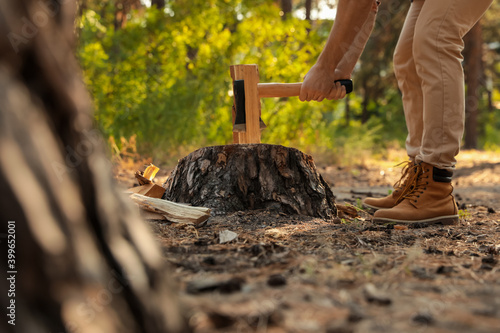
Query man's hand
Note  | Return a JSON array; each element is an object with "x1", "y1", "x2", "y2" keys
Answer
[
  {"x1": 299, "y1": 0, "x2": 377, "y2": 103},
  {"x1": 299, "y1": 65, "x2": 348, "y2": 102}
]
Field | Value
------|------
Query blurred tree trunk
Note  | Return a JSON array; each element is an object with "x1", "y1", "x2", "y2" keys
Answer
[
  {"x1": 115, "y1": 0, "x2": 142, "y2": 30},
  {"x1": 355, "y1": 0, "x2": 409, "y2": 125},
  {"x1": 486, "y1": 83, "x2": 494, "y2": 112},
  {"x1": 281, "y1": 0, "x2": 292, "y2": 18},
  {"x1": 0, "y1": 1, "x2": 189, "y2": 333},
  {"x1": 305, "y1": 0, "x2": 312, "y2": 21},
  {"x1": 344, "y1": 95, "x2": 351, "y2": 125},
  {"x1": 463, "y1": 21, "x2": 483, "y2": 149},
  {"x1": 151, "y1": 0, "x2": 166, "y2": 9},
  {"x1": 361, "y1": 81, "x2": 370, "y2": 124},
  {"x1": 78, "y1": 0, "x2": 87, "y2": 15}
]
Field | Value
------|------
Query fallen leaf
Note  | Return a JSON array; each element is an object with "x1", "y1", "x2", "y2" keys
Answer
[{"x1": 394, "y1": 225, "x2": 408, "y2": 230}]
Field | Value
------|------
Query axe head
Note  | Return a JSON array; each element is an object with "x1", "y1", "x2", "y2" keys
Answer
[{"x1": 232, "y1": 79, "x2": 266, "y2": 133}]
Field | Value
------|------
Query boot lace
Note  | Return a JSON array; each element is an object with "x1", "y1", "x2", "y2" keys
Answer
[
  {"x1": 392, "y1": 161, "x2": 419, "y2": 204},
  {"x1": 403, "y1": 164, "x2": 430, "y2": 203}
]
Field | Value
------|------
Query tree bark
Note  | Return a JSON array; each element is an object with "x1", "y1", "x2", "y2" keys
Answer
[
  {"x1": 361, "y1": 80, "x2": 370, "y2": 124},
  {"x1": 463, "y1": 21, "x2": 483, "y2": 149},
  {"x1": 344, "y1": 94, "x2": 351, "y2": 125},
  {"x1": 78, "y1": 0, "x2": 87, "y2": 16},
  {"x1": 151, "y1": 0, "x2": 166, "y2": 9},
  {"x1": 114, "y1": 0, "x2": 142, "y2": 30},
  {"x1": 0, "y1": 1, "x2": 188, "y2": 333},
  {"x1": 280, "y1": 0, "x2": 293, "y2": 18},
  {"x1": 305, "y1": 0, "x2": 313, "y2": 22},
  {"x1": 163, "y1": 144, "x2": 337, "y2": 220}
]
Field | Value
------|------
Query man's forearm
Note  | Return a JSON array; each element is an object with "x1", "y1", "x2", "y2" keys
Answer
[
  {"x1": 336, "y1": 1, "x2": 378, "y2": 77},
  {"x1": 299, "y1": 0, "x2": 379, "y2": 101},
  {"x1": 316, "y1": 0, "x2": 377, "y2": 74}
]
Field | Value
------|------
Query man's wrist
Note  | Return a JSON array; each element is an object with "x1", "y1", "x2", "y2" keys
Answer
[
  {"x1": 315, "y1": 55, "x2": 337, "y2": 71},
  {"x1": 334, "y1": 69, "x2": 352, "y2": 80}
]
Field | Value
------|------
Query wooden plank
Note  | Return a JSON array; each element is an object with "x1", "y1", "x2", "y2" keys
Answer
[
  {"x1": 231, "y1": 65, "x2": 249, "y2": 144},
  {"x1": 241, "y1": 65, "x2": 261, "y2": 143}
]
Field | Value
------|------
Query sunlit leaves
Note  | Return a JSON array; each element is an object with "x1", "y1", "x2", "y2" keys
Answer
[
  {"x1": 78, "y1": 0, "x2": 331, "y2": 157},
  {"x1": 77, "y1": 0, "x2": 499, "y2": 161}
]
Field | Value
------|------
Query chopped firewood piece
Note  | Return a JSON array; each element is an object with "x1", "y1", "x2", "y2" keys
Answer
[
  {"x1": 143, "y1": 164, "x2": 160, "y2": 181},
  {"x1": 135, "y1": 171, "x2": 151, "y2": 185},
  {"x1": 130, "y1": 194, "x2": 211, "y2": 225},
  {"x1": 126, "y1": 183, "x2": 165, "y2": 198},
  {"x1": 140, "y1": 210, "x2": 167, "y2": 221},
  {"x1": 337, "y1": 204, "x2": 359, "y2": 218}
]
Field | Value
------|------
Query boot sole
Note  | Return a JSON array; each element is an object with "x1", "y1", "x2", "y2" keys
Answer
[
  {"x1": 373, "y1": 215, "x2": 459, "y2": 226},
  {"x1": 362, "y1": 202, "x2": 392, "y2": 212}
]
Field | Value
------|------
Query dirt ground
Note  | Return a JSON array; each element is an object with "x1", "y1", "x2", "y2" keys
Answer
[{"x1": 116, "y1": 149, "x2": 500, "y2": 333}]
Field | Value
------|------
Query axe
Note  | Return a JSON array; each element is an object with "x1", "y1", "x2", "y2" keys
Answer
[{"x1": 233, "y1": 79, "x2": 353, "y2": 132}]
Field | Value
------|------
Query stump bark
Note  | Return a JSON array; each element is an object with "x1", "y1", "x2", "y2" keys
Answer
[{"x1": 163, "y1": 144, "x2": 337, "y2": 219}]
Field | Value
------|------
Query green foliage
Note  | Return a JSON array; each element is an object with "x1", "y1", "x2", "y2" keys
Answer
[
  {"x1": 480, "y1": 112, "x2": 500, "y2": 151},
  {"x1": 79, "y1": 1, "x2": 321, "y2": 158},
  {"x1": 458, "y1": 209, "x2": 471, "y2": 222},
  {"x1": 473, "y1": 2, "x2": 500, "y2": 150},
  {"x1": 355, "y1": 199, "x2": 363, "y2": 210},
  {"x1": 77, "y1": 0, "x2": 499, "y2": 162}
]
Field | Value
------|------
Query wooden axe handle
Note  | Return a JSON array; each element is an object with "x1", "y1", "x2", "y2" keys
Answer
[
  {"x1": 257, "y1": 83, "x2": 302, "y2": 98},
  {"x1": 257, "y1": 80, "x2": 353, "y2": 98}
]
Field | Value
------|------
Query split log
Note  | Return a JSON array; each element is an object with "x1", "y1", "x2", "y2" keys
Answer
[
  {"x1": 130, "y1": 194, "x2": 211, "y2": 225},
  {"x1": 163, "y1": 144, "x2": 337, "y2": 219}
]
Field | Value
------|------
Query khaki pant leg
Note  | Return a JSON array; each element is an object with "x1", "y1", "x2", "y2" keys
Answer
[
  {"x1": 393, "y1": 0, "x2": 425, "y2": 161},
  {"x1": 412, "y1": 0, "x2": 493, "y2": 170}
]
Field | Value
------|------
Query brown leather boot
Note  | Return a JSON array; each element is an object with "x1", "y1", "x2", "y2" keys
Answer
[
  {"x1": 373, "y1": 162, "x2": 458, "y2": 226},
  {"x1": 363, "y1": 161, "x2": 418, "y2": 211}
]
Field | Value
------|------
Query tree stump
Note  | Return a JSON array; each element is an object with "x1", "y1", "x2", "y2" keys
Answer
[{"x1": 163, "y1": 144, "x2": 337, "y2": 219}]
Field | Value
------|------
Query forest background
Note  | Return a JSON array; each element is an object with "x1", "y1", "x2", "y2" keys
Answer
[{"x1": 77, "y1": 0, "x2": 500, "y2": 165}]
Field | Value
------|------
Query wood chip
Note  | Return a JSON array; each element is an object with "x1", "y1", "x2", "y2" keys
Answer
[
  {"x1": 143, "y1": 164, "x2": 160, "y2": 181},
  {"x1": 135, "y1": 163, "x2": 161, "y2": 185},
  {"x1": 219, "y1": 230, "x2": 238, "y2": 243}
]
